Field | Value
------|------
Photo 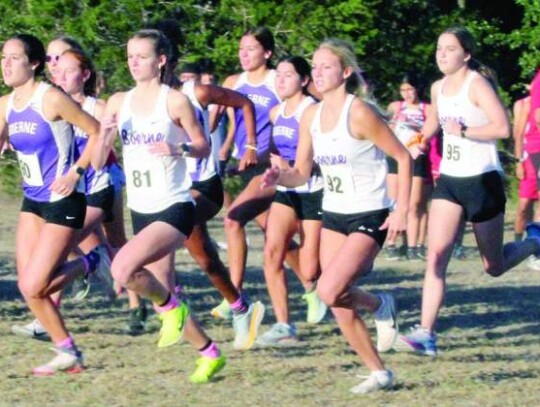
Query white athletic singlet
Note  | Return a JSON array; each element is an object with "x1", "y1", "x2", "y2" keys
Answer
[
  {"x1": 180, "y1": 80, "x2": 217, "y2": 182},
  {"x1": 437, "y1": 71, "x2": 502, "y2": 177},
  {"x1": 311, "y1": 95, "x2": 390, "y2": 214},
  {"x1": 118, "y1": 85, "x2": 193, "y2": 213},
  {"x1": 75, "y1": 96, "x2": 111, "y2": 194}
]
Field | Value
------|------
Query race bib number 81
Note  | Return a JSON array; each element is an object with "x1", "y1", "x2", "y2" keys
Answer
[{"x1": 126, "y1": 161, "x2": 167, "y2": 199}]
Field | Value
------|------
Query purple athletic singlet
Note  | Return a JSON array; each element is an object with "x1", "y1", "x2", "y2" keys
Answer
[{"x1": 7, "y1": 83, "x2": 81, "y2": 202}]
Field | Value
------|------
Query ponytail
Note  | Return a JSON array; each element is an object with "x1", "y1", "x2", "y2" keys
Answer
[
  {"x1": 147, "y1": 19, "x2": 184, "y2": 89},
  {"x1": 130, "y1": 29, "x2": 178, "y2": 87},
  {"x1": 469, "y1": 58, "x2": 498, "y2": 90}
]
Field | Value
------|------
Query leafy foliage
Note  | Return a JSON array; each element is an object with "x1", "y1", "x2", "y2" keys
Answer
[
  {"x1": 0, "y1": 1, "x2": 535, "y2": 99},
  {"x1": 507, "y1": 0, "x2": 540, "y2": 81},
  {"x1": 0, "y1": 1, "x2": 538, "y2": 196}
]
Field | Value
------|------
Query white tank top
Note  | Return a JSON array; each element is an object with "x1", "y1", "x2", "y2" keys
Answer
[
  {"x1": 118, "y1": 85, "x2": 193, "y2": 213},
  {"x1": 181, "y1": 80, "x2": 217, "y2": 182},
  {"x1": 76, "y1": 97, "x2": 111, "y2": 194},
  {"x1": 311, "y1": 95, "x2": 390, "y2": 214},
  {"x1": 437, "y1": 71, "x2": 501, "y2": 177}
]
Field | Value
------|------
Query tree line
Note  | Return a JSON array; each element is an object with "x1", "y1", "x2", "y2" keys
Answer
[
  {"x1": 0, "y1": 0, "x2": 538, "y2": 195},
  {"x1": 0, "y1": 0, "x2": 537, "y2": 103}
]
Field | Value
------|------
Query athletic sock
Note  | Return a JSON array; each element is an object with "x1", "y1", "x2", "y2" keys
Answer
[
  {"x1": 230, "y1": 296, "x2": 248, "y2": 314},
  {"x1": 199, "y1": 340, "x2": 221, "y2": 358},
  {"x1": 154, "y1": 294, "x2": 179, "y2": 313},
  {"x1": 374, "y1": 294, "x2": 386, "y2": 317},
  {"x1": 82, "y1": 251, "x2": 100, "y2": 276},
  {"x1": 55, "y1": 335, "x2": 76, "y2": 351}
]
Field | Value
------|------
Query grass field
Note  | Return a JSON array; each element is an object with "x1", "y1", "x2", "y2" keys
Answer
[{"x1": 1, "y1": 192, "x2": 540, "y2": 407}]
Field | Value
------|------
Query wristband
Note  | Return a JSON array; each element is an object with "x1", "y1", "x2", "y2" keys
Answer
[
  {"x1": 178, "y1": 142, "x2": 191, "y2": 157},
  {"x1": 460, "y1": 124, "x2": 468, "y2": 138},
  {"x1": 405, "y1": 133, "x2": 424, "y2": 148},
  {"x1": 71, "y1": 164, "x2": 85, "y2": 177},
  {"x1": 245, "y1": 144, "x2": 257, "y2": 152}
]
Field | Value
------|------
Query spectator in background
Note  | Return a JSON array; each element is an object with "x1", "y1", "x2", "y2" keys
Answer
[{"x1": 177, "y1": 61, "x2": 201, "y2": 84}]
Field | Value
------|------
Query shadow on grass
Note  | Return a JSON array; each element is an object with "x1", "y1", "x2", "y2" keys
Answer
[
  {"x1": 437, "y1": 285, "x2": 540, "y2": 331},
  {"x1": 395, "y1": 282, "x2": 540, "y2": 359},
  {"x1": 0, "y1": 279, "x2": 20, "y2": 302},
  {"x1": 474, "y1": 369, "x2": 539, "y2": 382},
  {"x1": 2, "y1": 249, "x2": 539, "y2": 357}
]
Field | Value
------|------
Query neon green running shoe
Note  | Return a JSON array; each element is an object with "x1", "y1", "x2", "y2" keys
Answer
[
  {"x1": 189, "y1": 355, "x2": 227, "y2": 383},
  {"x1": 303, "y1": 289, "x2": 328, "y2": 324},
  {"x1": 210, "y1": 299, "x2": 232, "y2": 320},
  {"x1": 157, "y1": 302, "x2": 190, "y2": 348}
]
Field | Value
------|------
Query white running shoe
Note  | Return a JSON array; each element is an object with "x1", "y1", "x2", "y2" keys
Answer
[
  {"x1": 210, "y1": 299, "x2": 233, "y2": 320},
  {"x1": 350, "y1": 370, "x2": 394, "y2": 394},
  {"x1": 32, "y1": 347, "x2": 84, "y2": 376},
  {"x1": 214, "y1": 240, "x2": 228, "y2": 251},
  {"x1": 527, "y1": 255, "x2": 540, "y2": 271},
  {"x1": 374, "y1": 293, "x2": 398, "y2": 352},
  {"x1": 395, "y1": 325, "x2": 437, "y2": 356},
  {"x1": 11, "y1": 319, "x2": 48, "y2": 339},
  {"x1": 71, "y1": 276, "x2": 90, "y2": 301},
  {"x1": 256, "y1": 322, "x2": 297, "y2": 347},
  {"x1": 232, "y1": 301, "x2": 265, "y2": 350}
]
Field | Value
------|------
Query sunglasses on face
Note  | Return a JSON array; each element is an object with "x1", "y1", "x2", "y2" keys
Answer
[{"x1": 45, "y1": 54, "x2": 60, "y2": 63}]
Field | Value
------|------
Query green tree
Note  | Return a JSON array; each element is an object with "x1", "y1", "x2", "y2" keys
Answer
[
  {"x1": 507, "y1": 0, "x2": 540, "y2": 81},
  {"x1": 0, "y1": 0, "x2": 532, "y2": 195}
]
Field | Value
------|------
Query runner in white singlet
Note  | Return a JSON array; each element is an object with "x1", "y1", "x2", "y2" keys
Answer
[
  {"x1": 397, "y1": 26, "x2": 540, "y2": 357},
  {"x1": 262, "y1": 39, "x2": 412, "y2": 394},
  {"x1": 93, "y1": 29, "x2": 225, "y2": 383}
]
